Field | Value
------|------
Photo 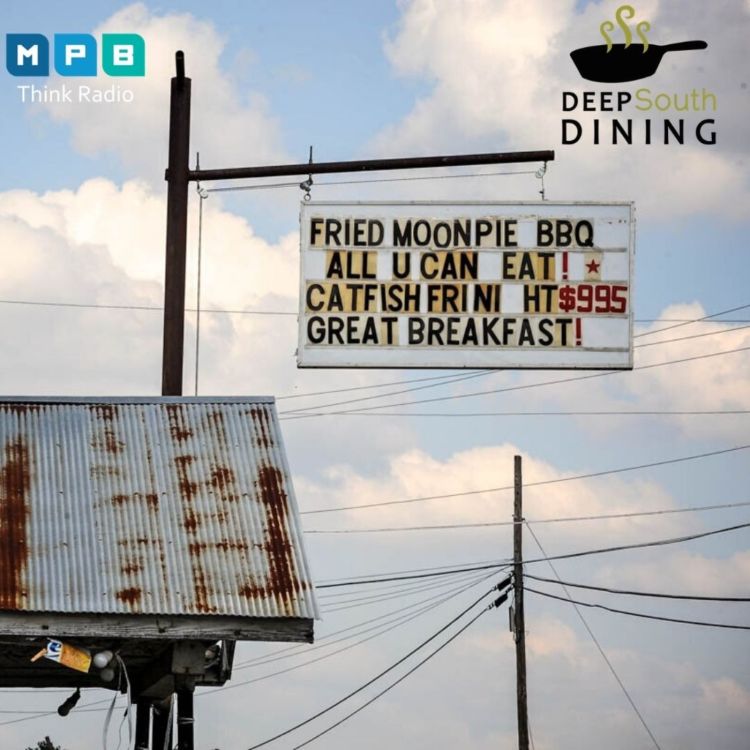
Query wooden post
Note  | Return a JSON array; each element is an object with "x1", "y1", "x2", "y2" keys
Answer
[
  {"x1": 177, "y1": 689, "x2": 195, "y2": 750},
  {"x1": 161, "y1": 50, "x2": 191, "y2": 397},
  {"x1": 152, "y1": 697, "x2": 173, "y2": 750},
  {"x1": 513, "y1": 455, "x2": 530, "y2": 750},
  {"x1": 134, "y1": 699, "x2": 151, "y2": 750}
]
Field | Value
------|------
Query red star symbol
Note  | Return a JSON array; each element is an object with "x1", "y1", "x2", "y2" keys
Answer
[{"x1": 586, "y1": 259, "x2": 600, "y2": 274}]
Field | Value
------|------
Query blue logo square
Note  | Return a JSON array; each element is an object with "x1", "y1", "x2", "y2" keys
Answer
[
  {"x1": 6, "y1": 34, "x2": 49, "y2": 76},
  {"x1": 54, "y1": 34, "x2": 97, "y2": 76}
]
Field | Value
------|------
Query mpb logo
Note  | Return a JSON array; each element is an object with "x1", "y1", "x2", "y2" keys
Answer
[{"x1": 6, "y1": 33, "x2": 145, "y2": 77}]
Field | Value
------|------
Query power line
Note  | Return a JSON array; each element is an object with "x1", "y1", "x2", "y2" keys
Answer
[
  {"x1": 0, "y1": 298, "x2": 296, "y2": 315},
  {"x1": 637, "y1": 319, "x2": 750, "y2": 323},
  {"x1": 526, "y1": 587, "x2": 750, "y2": 630},
  {"x1": 524, "y1": 574, "x2": 750, "y2": 602},
  {"x1": 633, "y1": 323, "x2": 750, "y2": 348},
  {"x1": 202, "y1": 573, "x2": 500, "y2": 695},
  {"x1": 633, "y1": 303, "x2": 750, "y2": 339},
  {"x1": 320, "y1": 569, "x2": 492, "y2": 613},
  {"x1": 300, "y1": 443, "x2": 750, "y2": 515},
  {"x1": 281, "y1": 346, "x2": 750, "y2": 420},
  {"x1": 1, "y1": 296, "x2": 747, "y2": 327},
  {"x1": 290, "y1": 606, "x2": 493, "y2": 749},
  {"x1": 303, "y1": 409, "x2": 750, "y2": 419},
  {"x1": 245, "y1": 583, "x2": 507, "y2": 749},
  {"x1": 524, "y1": 523, "x2": 662, "y2": 750},
  {"x1": 0, "y1": 696, "x2": 113, "y2": 727},
  {"x1": 316, "y1": 562, "x2": 507, "y2": 589},
  {"x1": 234, "y1": 570, "x2": 498, "y2": 671},
  {"x1": 317, "y1": 565, "x2": 483, "y2": 599},
  {"x1": 303, "y1": 499, "x2": 750, "y2": 534},
  {"x1": 276, "y1": 369, "x2": 489, "y2": 401},
  {"x1": 521, "y1": 520, "x2": 750, "y2": 567},
  {"x1": 318, "y1": 565, "x2": 485, "y2": 601},
  {"x1": 282, "y1": 368, "x2": 493, "y2": 415},
  {"x1": 316, "y1": 557, "x2": 504, "y2": 585},
  {"x1": 314, "y1": 520, "x2": 750, "y2": 593}
]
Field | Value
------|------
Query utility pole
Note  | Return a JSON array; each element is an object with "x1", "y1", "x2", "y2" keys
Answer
[{"x1": 513, "y1": 455, "x2": 529, "y2": 750}]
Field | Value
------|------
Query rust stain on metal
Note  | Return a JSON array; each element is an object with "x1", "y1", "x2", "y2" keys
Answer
[
  {"x1": 91, "y1": 429, "x2": 124, "y2": 455},
  {"x1": 0, "y1": 438, "x2": 31, "y2": 609},
  {"x1": 249, "y1": 408, "x2": 273, "y2": 449},
  {"x1": 166, "y1": 403, "x2": 194, "y2": 442},
  {"x1": 140, "y1": 431, "x2": 170, "y2": 596},
  {"x1": 188, "y1": 542, "x2": 208, "y2": 557},
  {"x1": 115, "y1": 587, "x2": 142, "y2": 605},
  {"x1": 3, "y1": 404, "x2": 40, "y2": 415},
  {"x1": 184, "y1": 535, "x2": 215, "y2": 613},
  {"x1": 183, "y1": 509, "x2": 200, "y2": 533},
  {"x1": 173, "y1": 454, "x2": 198, "y2": 502},
  {"x1": 111, "y1": 492, "x2": 160, "y2": 511},
  {"x1": 103, "y1": 429, "x2": 123, "y2": 454},
  {"x1": 90, "y1": 404, "x2": 123, "y2": 452},
  {"x1": 121, "y1": 561, "x2": 143, "y2": 576},
  {"x1": 95, "y1": 404, "x2": 117, "y2": 422},
  {"x1": 210, "y1": 465, "x2": 238, "y2": 503},
  {"x1": 256, "y1": 465, "x2": 298, "y2": 608},
  {"x1": 210, "y1": 466, "x2": 234, "y2": 491},
  {"x1": 206, "y1": 410, "x2": 228, "y2": 448},
  {"x1": 239, "y1": 582, "x2": 265, "y2": 599},
  {"x1": 193, "y1": 577, "x2": 214, "y2": 612},
  {"x1": 215, "y1": 539, "x2": 248, "y2": 552}
]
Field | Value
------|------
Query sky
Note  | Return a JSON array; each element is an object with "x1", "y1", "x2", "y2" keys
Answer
[{"x1": 1, "y1": 1, "x2": 749, "y2": 749}]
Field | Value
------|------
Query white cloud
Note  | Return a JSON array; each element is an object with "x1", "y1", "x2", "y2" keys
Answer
[
  {"x1": 297, "y1": 441, "x2": 685, "y2": 544},
  {"x1": 701, "y1": 677, "x2": 750, "y2": 718},
  {"x1": 36, "y1": 3, "x2": 287, "y2": 182},
  {"x1": 625, "y1": 303, "x2": 750, "y2": 437},
  {"x1": 598, "y1": 549, "x2": 750, "y2": 596}
]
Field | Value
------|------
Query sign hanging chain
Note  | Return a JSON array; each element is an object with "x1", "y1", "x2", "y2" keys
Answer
[
  {"x1": 299, "y1": 145, "x2": 314, "y2": 201},
  {"x1": 194, "y1": 151, "x2": 208, "y2": 396},
  {"x1": 536, "y1": 161, "x2": 548, "y2": 200}
]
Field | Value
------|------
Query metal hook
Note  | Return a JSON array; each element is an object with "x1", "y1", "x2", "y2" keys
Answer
[
  {"x1": 300, "y1": 145, "x2": 313, "y2": 201},
  {"x1": 536, "y1": 161, "x2": 548, "y2": 201}
]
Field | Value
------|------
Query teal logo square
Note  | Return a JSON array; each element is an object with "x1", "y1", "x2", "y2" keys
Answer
[{"x1": 102, "y1": 33, "x2": 145, "y2": 76}]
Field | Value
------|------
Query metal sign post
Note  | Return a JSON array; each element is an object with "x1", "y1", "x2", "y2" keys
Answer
[{"x1": 160, "y1": 50, "x2": 554, "y2": 396}]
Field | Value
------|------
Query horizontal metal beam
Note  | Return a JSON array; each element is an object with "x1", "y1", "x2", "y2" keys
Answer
[{"x1": 186, "y1": 149, "x2": 554, "y2": 183}]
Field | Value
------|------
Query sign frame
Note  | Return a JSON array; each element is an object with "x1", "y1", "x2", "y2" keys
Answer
[{"x1": 297, "y1": 201, "x2": 635, "y2": 370}]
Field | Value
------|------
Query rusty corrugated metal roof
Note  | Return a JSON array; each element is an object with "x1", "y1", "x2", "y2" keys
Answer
[{"x1": 0, "y1": 397, "x2": 318, "y2": 621}]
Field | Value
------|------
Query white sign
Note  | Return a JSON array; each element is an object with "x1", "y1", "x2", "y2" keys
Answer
[{"x1": 298, "y1": 202, "x2": 634, "y2": 369}]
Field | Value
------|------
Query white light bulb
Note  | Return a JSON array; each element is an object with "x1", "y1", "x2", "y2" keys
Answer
[
  {"x1": 100, "y1": 668, "x2": 115, "y2": 682},
  {"x1": 94, "y1": 650, "x2": 114, "y2": 669}
]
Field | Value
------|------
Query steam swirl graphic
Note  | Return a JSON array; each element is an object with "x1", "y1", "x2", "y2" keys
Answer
[{"x1": 600, "y1": 4, "x2": 650, "y2": 52}]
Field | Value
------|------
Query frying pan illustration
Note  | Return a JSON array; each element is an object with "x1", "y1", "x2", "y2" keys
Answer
[{"x1": 570, "y1": 41, "x2": 707, "y2": 83}]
